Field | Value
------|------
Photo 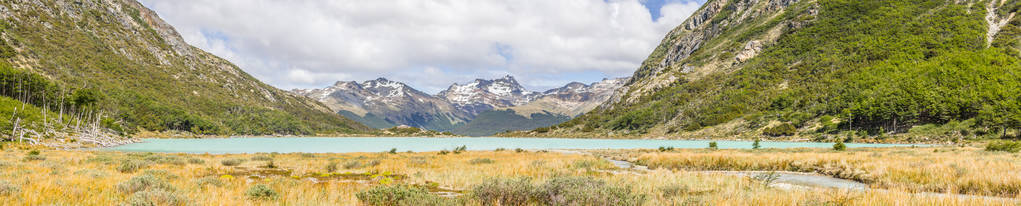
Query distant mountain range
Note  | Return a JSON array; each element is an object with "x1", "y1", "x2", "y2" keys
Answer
[{"x1": 293, "y1": 75, "x2": 628, "y2": 136}]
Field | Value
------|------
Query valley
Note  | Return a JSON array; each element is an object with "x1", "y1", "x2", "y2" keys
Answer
[{"x1": 0, "y1": 0, "x2": 1018, "y2": 205}]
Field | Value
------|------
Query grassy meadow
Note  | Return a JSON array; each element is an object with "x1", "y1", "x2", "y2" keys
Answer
[{"x1": 0, "y1": 143, "x2": 1017, "y2": 205}]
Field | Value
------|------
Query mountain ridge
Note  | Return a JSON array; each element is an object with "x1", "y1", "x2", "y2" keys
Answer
[{"x1": 294, "y1": 76, "x2": 628, "y2": 135}]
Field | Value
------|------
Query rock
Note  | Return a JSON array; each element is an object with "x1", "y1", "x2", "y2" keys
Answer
[{"x1": 735, "y1": 40, "x2": 763, "y2": 63}]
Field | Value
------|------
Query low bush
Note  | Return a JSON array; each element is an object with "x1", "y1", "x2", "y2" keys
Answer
[
  {"x1": 118, "y1": 160, "x2": 148, "y2": 173},
  {"x1": 708, "y1": 142, "x2": 718, "y2": 150},
  {"x1": 250, "y1": 156, "x2": 273, "y2": 161},
  {"x1": 194, "y1": 176, "x2": 223, "y2": 188},
  {"x1": 468, "y1": 158, "x2": 494, "y2": 165},
  {"x1": 763, "y1": 123, "x2": 797, "y2": 136},
  {"x1": 468, "y1": 176, "x2": 645, "y2": 206},
  {"x1": 366, "y1": 160, "x2": 381, "y2": 167},
  {"x1": 833, "y1": 141, "x2": 847, "y2": 151},
  {"x1": 356, "y1": 184, "x2": 452, "y2": 206},
  {"x1": 537, "y1": 176, "x2": 645, "y2": 206},
  {"x1": 117, "y1": 175, "x2": 173, "y2": 194},
  {"x1": 187, "y1": 158, "x2": 205, "y2": 164},
  {"x1": 985, "y1": 140, "x2": 1021, "y2": 153},
  {"x1": 220, "y1": 159, "x2": 244, "y2": 166},
  {"x1": 22, "y1": 154, "x2": 45, "y2": 161},
  {"x1": 245, "y1": 184, "x2": 278, "y2": 200},
  {"x1": 470, "y1": 178, "x2": 536, "y2": 206},
  {"x1": 343, "y1": 160, "x2": 362, "y2": 169},
  {"x1": 325, "y1": 161, "x2": 338, "y2": 172},
  {"x1": 125, "y1": 188, "x2": 187, "y2": 206},
  {"x1": 0, "y1": 181, "x2": 19, "y2": 196}
]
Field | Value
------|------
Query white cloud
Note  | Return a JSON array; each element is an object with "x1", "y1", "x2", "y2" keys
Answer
[{"x1": 139, "y1": 0, "x2": 700, "y2": 93}]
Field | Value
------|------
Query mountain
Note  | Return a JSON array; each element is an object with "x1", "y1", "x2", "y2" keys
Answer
[
  {"x1": 507, "y1": 77, "x2": 629, "y2": 117},
  {"x1": 436, "y1": 75, "x2": 541, "y2": 116},
  {"x1": 292, "y1": 78, "x2": 469, "y2": 131},
  {"x1": 453, "y1": 77, "x2": 629, "y2": 136},
  {"x1": 0, "y1": 0, "x2": 369, "y2": 138},
  {"x1": 294, "y1": 76, "x2": 628, "y2": 135},
  {"x1": 533, "y1": 0, "x2": 1020, "y2": 141}
]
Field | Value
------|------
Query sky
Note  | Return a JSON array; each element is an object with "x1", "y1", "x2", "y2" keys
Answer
[{"x1": 139, "y1": 0, "x2": 704, "y2": 94}]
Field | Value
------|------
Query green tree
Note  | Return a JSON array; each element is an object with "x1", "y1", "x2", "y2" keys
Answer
[
  {"x1": 752, "y1": 139, "x2": 761, "y2": 149},
  {"x1": 833, "y1": 141, "x2": 846, "y2": 151}
]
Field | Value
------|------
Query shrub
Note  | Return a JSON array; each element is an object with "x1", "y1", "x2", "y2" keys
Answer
[
  {"x1": 125, "y1": 188, "x2": 186, "y2": 206},
  {"x1": 469, "y1": 177, "x2": 644, "y2": 206},
  {"x1": 356, "y1": 184, "x2": 451, "y2": 206},
  {"x1": 27, "y1": 150, "x2": 40, "y2": 156},
  {"x1": 752, "y1": 172, "x2": 780, "y2": 187},
  {"x1": 245, "y1": 184, "x2": 278, "y2": 200},
  {"x1": 187, "y1": 158, "x2": 205, "y2": 164},
  {"x1": 833, "y1": 141, "x2": 847, "y2": 151},
  {"x1": 194, "y1": 176, "x2": 223, "y2": 188},
  {"x1": 515, "y1": 148, "x2": 525, "y2": 153},
  {"x1": 22, "y1": 154, "x2": 45, "y2": 161},
  {"x1": 325, "y1": 161, "x2": 338, "y2": 172},
  {"x1": 763, "y1": 123, "x2": 797, "y2": 136},
  {"x1": 0, "y1": 181, "x2": 19, "y2": 196},
  {"x1": 468, "y1": 158, "x2": 494, "y2": 165},
  {"x1": 708, "y1": 142, "x2": 718, "y2": 150},
  {"x1": 537, "y1": 176, "x2": 645, "y2": 206},
  {"x1": 453, "y1": 145, "x2": 467, "y2": 154},
  {"x1": 470, "y1": 178, "x2": 536, "y2": 206},
  {"x1": 658, "y1": 146, "x2": 674, "y2": 152},
  {"x1": 986, "y1": 140, "x2": 1021, "y2": 153},
  {"x1": 389, "y1": 148, "x2": 398, "y2": 154},
  {"x1": 752, "y1": 139, "x2": 762, "y2": 149},
  {"x1": 438, "y1": 150, "x2": 450, "y2": 155},
  {"x1": 117, "y1": 175, "x2": 173, "y2": 194},
  {"x1": 118, "y1": 160, "x2": 148, "y2": 173},
  {"x1": 263, "y1": 160, "x2": 277, "y2": 169},
  {"x1": 220, "y1": 159, "x2": 244, "y2": 166},
  {"x1": 495, "y1": 148, "x2": 506, "y2": 152},
  {"x1": 366, "y1": 160, "x2": 381, "y2": 167},
  {"x1": 251, "y1": 156, "x2": 273, "y2": 161},
  {"x1": 343, "y1": 160, "x2": 362, "y2": 169}
]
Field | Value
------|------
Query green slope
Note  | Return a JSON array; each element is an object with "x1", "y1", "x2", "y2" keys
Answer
[
  {"x1": 0, "y1": 0, "x2": 368, "y2": 136},
  {"x1": 338, "y1": 110, "x2": 396, "y2": 129},
  {"x1": 553, "y1": 0, "x2": 1021, "y2": 141},
  {"x1": 454, "y1": 109, "x2": 571, "y2": 136}
]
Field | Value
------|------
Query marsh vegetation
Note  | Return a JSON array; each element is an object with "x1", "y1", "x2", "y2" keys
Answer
[{"x1": 0, "y1": 143, "x2": 1016, "y2": 205}]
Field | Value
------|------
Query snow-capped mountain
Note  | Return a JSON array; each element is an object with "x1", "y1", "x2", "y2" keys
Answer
[
  {"x1": 491, "y1": 77, "x2": 630, "y2": 118},
  {"x1": 436, "y1": 75, "x2": 541, "y2": 116},
  {"x1": 292, "y1": 78, "x2": 469, "y2": 130},
  {"x1": 293, "y1": 75, "x2": 628, "y2": 135}
]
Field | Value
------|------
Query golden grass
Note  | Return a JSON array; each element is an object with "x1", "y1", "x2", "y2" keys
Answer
[
  {"x1": 0, "y1": 144, "x2": 1015, "y2": 205},
  {"x1": 606, "y1": 147, "x2": 1021, "y2": 198}
]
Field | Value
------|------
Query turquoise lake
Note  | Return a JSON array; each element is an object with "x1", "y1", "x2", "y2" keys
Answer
[{"x1": 107, "y1": 137, "x2": 928, "y2": 154}]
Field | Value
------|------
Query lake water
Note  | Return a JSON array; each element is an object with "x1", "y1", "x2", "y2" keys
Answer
[{"x1": 107, "y1": 137, "x2": 927, "y2": 154}]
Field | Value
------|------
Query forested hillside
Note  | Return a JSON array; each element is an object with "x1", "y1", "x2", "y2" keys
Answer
[
  {"x1": 534, "y1": 0, "x2": 1020, "y2": 142},
  {"x1": 0, "y1": 0, "x2": 368, "y2": 140}
]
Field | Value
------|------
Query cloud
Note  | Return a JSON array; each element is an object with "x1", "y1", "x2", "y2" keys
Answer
[{"x1": 139, "y1": 0, "x2": 701, "y2": 93}]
